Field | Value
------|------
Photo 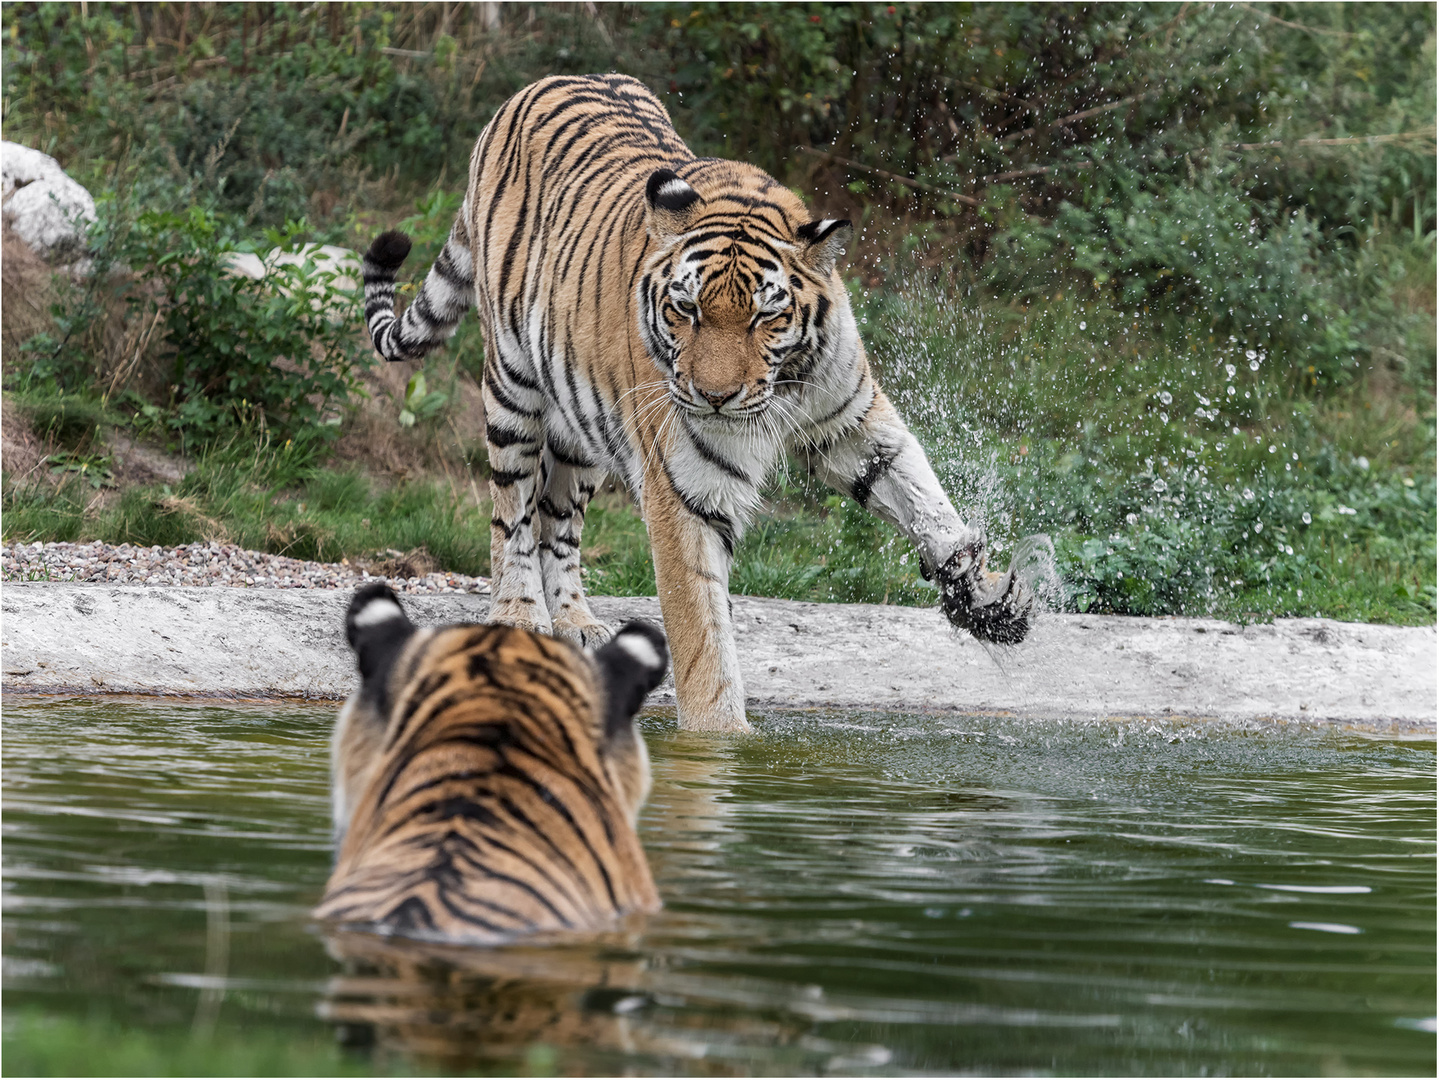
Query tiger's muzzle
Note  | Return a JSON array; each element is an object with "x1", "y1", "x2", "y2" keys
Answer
[{"x1": 672, "y1": 377, "x2": 772, "y2": 419}]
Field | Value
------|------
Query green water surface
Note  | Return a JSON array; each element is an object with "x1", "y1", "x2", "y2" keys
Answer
[{"x1": 3, "y1": 699, "x2": 1434, "y2": 1076}]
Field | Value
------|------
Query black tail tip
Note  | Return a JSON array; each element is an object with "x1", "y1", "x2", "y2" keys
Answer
[
  {"x1": 345, "y1": 583, "x2": 410, "y2": 647},
  {"x1": 365, "y1": 230, "x2": 413, "y2": 270}
]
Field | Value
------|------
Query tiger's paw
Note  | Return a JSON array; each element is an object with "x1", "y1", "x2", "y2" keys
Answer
[
  {"x1": 677, "y1": 705, "x2": 753, "y2": 733},
  {"x1": 936, "y1": 542, "x2": 1035, "y2": 646},
  {"x1": 553, "y1": 617, "x2": 614, "y2": 650},
  {"x1": 487, "y1": 597, "x2": 552, "y2": 637},
  {"x1": 675, "y1": 680, "x2": 751, "y2": 733}
]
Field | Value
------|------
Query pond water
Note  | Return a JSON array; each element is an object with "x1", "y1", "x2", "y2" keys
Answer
[{"x1": 3, "y1": 697, "x2": 1434, "y2": 1076}]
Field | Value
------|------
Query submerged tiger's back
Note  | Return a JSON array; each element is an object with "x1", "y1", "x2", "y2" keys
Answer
[{"x1": 315, "y1": 584, "x2": 668, "y2": 944}]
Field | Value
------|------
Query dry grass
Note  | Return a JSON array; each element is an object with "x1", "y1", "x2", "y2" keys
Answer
[
  {"x1": 0, "y1": 222, "x2": 58, "y2": 369},
  {"x1": 0, "y1": 394, "x2": 47, "y2": 486}
]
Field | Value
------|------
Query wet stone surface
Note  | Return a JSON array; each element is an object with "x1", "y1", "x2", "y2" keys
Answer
[{"x1": 2, "y1": 584, "x2": 1433, "y2": 732}]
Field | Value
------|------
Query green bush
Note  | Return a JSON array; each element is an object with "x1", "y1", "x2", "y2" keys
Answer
[
  {"x1": 129, "y1": 208, "x2": 366, "y2": 441},
  {"x1": 10, "y1": 186, "x2": 370, "y2": 449}
]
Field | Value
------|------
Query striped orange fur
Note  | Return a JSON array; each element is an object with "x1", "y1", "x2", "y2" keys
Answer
[{"x1": 315, "y1": 584, "x2": 666, "y2": 944}]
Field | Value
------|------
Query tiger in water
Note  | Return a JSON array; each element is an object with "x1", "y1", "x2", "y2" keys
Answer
[
  {"x1": 314, "y1": 583, "x2": 667, "y2": 943},
  {"x1": 363, "y1": 73, "x2": 1033, "y2": 733}
]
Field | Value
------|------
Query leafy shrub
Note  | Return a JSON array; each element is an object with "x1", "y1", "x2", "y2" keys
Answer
[
  {"x1": 989, "y1": 157, "x2": 1368, "y2": 383},
  {"x1": 121, "y1": 208, "x2": 368, "y2": 442},
  {"x1": 12, "y1": 187, "x2": 370, "y2": 448}
]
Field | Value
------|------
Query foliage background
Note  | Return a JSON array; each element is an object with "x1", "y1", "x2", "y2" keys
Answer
[{"x1": 2, "y1": 2, "x2": 1433, "y2": 623}]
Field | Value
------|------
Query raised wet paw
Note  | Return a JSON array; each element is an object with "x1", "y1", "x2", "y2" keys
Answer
[{"x1": 936, "y1": 543, "x2": 1035, "y2": 645}]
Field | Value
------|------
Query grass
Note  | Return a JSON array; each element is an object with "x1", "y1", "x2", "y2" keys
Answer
[
  {"x1": 2, "y1": 429, "x2": 490, "y2": 575},
  {"x1": 2, "y1": 1012, "x2": 377, "y2": 1077}
]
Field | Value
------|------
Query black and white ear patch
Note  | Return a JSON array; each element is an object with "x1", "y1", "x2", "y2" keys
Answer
[
  {"x1": 645, "y1": 169, "x2": 701, "y2": 213},
  {"x1": 346, "y1": 583, "x2": 410, "y2": 646},
  {"x1": 796, "y1": 218, "x2": 850, "y2": 246},
  {"x1": 594, "y1": 621, "x2": 670, "y2": 737},
  {"x1": 345, "y1": 584, "x2": 416, "y2": 707},
  {"x1": 795, "y1": 217, "x2": 853, "y2": 274}
]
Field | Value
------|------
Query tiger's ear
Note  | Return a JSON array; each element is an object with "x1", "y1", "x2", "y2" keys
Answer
[
  {"x1": 345, "y1": 584, "x2": 415, "y2": 703},
  {"x1": 593, "y1": 621, "x2": 669, "y2": 737},
  {"x1": 796, "y1": 218, "x2": 853, "y2": 275},
  {"x1": 644, "y1": 169, "x2": 703, "y2": 242}
]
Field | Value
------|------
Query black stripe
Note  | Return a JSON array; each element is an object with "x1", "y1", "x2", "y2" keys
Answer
[
  {"x1": 490, "y1": 468, "x2": 528, "y2": 488},
  {"x1": 442, "y1": 839, "x2": 575, "y2": 928},
  {"x1": 850, "y1": 446, "x2": 898, "y2": 509},
  {"x1": 487, "y1": 423, "x2": 535, "y2": 449},
  {"x1": 683, "y1": 421, "x2": 751, "y2": 482},
  {"x1": 499, "y1": 762, "x2": 619, "y2": 910},
  {"x1": 547, "y1": 440, "x2": 594, "y2": 469},
  {"x1": 484, "y1": 367, "x2": 542, "y2": 419},
  {"x1": 661, "y1": 459, "x2": 735, "y2": 556}
]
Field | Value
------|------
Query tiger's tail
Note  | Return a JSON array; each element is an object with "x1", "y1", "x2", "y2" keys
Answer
[{"x1": 362, "y1": 215, "x2": 475, "y2": 363}]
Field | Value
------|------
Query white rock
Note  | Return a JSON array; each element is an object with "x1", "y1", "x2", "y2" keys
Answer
[
  {"x1": 1, "y1": 141, "x2": 97, "y2": 260},
  {"x1": 220, "y1": 250, "x2": 266, "y2": 281},
  {"x1": 218, "y1": 242, "x2": 359, "y2": 317},
  {"x1": 266, "y1": 243, "x2": 360, "y2": 291}
]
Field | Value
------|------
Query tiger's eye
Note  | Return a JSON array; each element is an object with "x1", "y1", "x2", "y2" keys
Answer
[{"x1": 674, "y1": 298, "x2": 697, "y2": 316}]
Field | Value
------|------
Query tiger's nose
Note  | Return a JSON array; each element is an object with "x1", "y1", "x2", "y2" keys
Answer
[{"x1": 698, "y1": 386, "x2": 742, "y2": 410}]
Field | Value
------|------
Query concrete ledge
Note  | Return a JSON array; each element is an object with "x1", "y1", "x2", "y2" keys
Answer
[{"x1": 1, "y1": 584, "x2": 1433, "y2": 735}]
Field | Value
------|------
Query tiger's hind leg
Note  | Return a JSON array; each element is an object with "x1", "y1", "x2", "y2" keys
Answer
[
  {"x1": 483, "y1": 348, "x2": 551, "y2": 635},
  {"x1": 538, "y1": 447, "x2": 610, "y2": 649}
]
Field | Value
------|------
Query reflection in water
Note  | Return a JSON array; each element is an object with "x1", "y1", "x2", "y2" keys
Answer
[
  {"x1": 320, "y1": 931, "x2": 662, "y2": 1073},
  {"x1": 3, "y1": 699, "x2": 1434, "y2": 1076},
  {"x1": 191, "y1": 877, "x2": 230, "y2": 1040}
]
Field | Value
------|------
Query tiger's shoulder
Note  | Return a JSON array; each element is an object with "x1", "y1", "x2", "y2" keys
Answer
[{"x1": 314, "y1": 584, "x2": 668, "y2": 944}]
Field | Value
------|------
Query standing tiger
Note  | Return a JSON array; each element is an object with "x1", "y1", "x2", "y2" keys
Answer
[
  {"x1": 314, "y1": 583, "x2": 667, "y2": 943},
  {"x1": 363, "y1": 73, "x2": 1033, "y2": 733}
]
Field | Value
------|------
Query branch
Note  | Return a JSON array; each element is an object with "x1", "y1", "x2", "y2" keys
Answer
[
  {"x1": 941, "y1": 76, "x2": 1043, "y2": 121},
  {"x1": 1138, "y1": 2, "x2": 1191, "y2": 42},
  {"x1": 982, "y1": 161, "x2": 1092, "y2": 183},
  {"x1": 1236, "y1": 3, "x2": 1354, "y2": 38},
  {"x1": 1235, "y1": 129, "x2": 1435, "y2": 150},
  {"x1": 797, "y1": 148, "x2": 980, "y2": 206},
  {"x1": 1001, "y1": 87, "x2": 1163, "y2": 143}
]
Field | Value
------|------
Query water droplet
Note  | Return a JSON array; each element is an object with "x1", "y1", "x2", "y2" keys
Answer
[
  {"x1": 1152, "y1": 479, "x2": 1167, "y2": 493},
  {"x1": 1268, "y1": 445, "x2": 1276, "y2": 453},
  {"x1": 1158, "y1": 391, "x2": 1172, "y2": 405},
  {"x1": 1249, "y1": 359, "x2": 1260, "y2": 371},
  {"x1": 1078, "y1": 321, "x2": 1086, "y2": 330},
  {"x1": 1254, "y1": 522, "x2": 1263, "y2": 533},
  {"x1": 1302, "y1": 512, "x2": 1312, "y2": 524}
]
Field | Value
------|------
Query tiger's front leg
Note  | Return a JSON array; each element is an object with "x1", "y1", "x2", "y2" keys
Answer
[
  {"x1": 641, "y1": 463, "x2": 750, "y2": 733},
  {"x1": 482, "y1": 354, "x2": 551, "y2": 636},
  {"x1": 538, "y1": 451, "x2": 611, "y2": 649},
  {"x1": 810, "y1": 385, "x2": 1034, "y2": 644}
]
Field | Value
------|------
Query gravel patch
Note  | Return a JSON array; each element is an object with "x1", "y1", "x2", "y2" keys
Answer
[{"x1": 1, "y1": 540, "x2": 491, "y2": 595}]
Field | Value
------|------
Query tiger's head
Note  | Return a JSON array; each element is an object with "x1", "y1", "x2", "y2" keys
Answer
[
  {"x1": 330, "y1": 585, "x2": 669, "y2": 849},
  {"x1": 637, "y1": 163, "x2": 853, "y2": 421}
]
